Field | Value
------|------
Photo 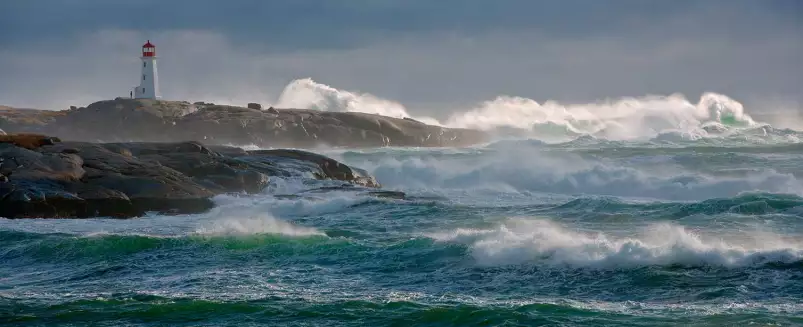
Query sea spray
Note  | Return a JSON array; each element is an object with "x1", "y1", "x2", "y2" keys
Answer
[
  {"x1": 348, "y1": 143, "x2": 803, "y2": 200},
  {"x1": 195, "y1": 214, "x2": 325, "y2": 237},
  {"x1": 444, "y1": 92, "x2": 756, "y2": 139},
  {"x1": 275, "y1": 78, "x2": 441, "y2": 125},
  {"x1": 273, "y1": 78, "x2": 763, "y2": 142}
]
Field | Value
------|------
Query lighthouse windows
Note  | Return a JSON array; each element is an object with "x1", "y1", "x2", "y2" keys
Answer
[
  {"x1": 143, "y1": 62, "x2": 146, "y2": 68},
  {"x1": 143, "y1": 75, "x2": 146, "y2": 80}
]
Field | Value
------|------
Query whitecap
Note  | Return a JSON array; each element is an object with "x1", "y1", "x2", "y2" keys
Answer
[{"x1": 430, "y1": 218, "x2": 803, "y2": 268}]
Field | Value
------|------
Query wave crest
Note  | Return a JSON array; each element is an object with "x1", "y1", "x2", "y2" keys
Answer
[
  {"x1": 445, "y1": 92, "x2": 757, "y2": 141},
  {"x1": 431, "y1": 219, "x2": 803, "y2": 268},
  {"x1": 195, "y1": 214, "x2": 324, "y2": 237},
  {"x1": 273, "y1": 78, "x2": 771, "y2": 141},
  {"x1": 274, "y1": 78, "x2": 441, "y2": 125}
]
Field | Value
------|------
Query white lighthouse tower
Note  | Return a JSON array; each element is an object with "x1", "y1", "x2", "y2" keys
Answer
[{"x1": 133, "y1": 40, "x2": 160, "y2": 99}]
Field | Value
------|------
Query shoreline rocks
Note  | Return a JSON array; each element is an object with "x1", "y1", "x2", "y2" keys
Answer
[{"x1": 0, "y1": 134, "x2": 385, "y2": 219}]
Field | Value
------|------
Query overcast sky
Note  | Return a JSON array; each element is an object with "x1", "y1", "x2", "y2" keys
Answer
[{"x1": 0, "y1": 0, "x2": 800, "y2": 118}]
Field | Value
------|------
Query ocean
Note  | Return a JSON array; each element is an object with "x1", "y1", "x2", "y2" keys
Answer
[{"x1": 2, "y1": 92, "x2": 803, "y2": 326}]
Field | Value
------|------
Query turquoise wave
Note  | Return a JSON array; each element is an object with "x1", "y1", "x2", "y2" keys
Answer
[{"x1": 548, "y1": 192, "x2": 803, "y2": 217}]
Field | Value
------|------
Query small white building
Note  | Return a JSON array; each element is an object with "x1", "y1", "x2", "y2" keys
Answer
[{"x1": 132, "y1": 40, "x2": 161, "y2": 99}]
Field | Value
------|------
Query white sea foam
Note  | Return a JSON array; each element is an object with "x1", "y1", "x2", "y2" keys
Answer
[
  {"x1": 273, "y1": 78, "x2": 764, "y2": 141},
  {"x1": 275, "y1": 78, "x2": 441, "y2": 125},
  {"x1": 195, "y1": 176, "x2": 392, "y2": 237},
  {"x1": 430, "y1": 218, "x2": 803, "y2": 268},
  {"x1": 194, "y1": 188, "x2": 350, "y2": 237},
  {"x1": 195, "y1": 213, "x2": 324, "y2": 237},
  {"x1": 445, "y1": 92, "x2": 755, "y2": 140}
]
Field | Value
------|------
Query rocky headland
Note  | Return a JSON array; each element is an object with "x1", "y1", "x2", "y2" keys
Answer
[
  {"x1": 0, "y1": 133, "x2": 396, "y2": 219},
  {"x1": 0, "y1": 98, "x2": 487, "y2": 148},
  {"x1": 0, "y1": 99, "x2": 483, "y2": 218}
]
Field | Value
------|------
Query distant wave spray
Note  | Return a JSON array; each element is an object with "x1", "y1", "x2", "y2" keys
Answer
[
  {"x1": 275, "y1": 78, "x2": 761, "y2": 141},
  {"x1": 275, "y1": 78, "x2": 441, "y2": 125}
]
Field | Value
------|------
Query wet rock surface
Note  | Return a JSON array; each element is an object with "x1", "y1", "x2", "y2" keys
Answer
[{"x1": 0, "y1": 134, "x2": 388, "y2": 218}]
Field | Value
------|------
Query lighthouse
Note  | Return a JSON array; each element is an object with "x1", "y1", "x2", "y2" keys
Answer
[{"x1": 133, "y1": 40, "x2": 160, "y2": 99}]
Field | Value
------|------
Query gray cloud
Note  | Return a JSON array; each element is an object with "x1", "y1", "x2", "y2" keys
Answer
[
  {"x1": 2, "y1": 0, "x2": 798, "y2": 49},
  {"x1": 0, "y1": 0, "x2": 800, "y2": 119}
]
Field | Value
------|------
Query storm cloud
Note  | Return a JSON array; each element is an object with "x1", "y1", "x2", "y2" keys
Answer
[{"x1": 0, "y1": 0, "x2": 800, "y2": 118}]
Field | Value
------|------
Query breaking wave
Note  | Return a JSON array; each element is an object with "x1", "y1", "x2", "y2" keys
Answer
[
  {"x1": 274, "y1": 78, "x2": 772, "y2": 142},
  {"x1": 195, "y1": 213, "x2": 325, "y2": 237},
  {"x1": 444, "y1": 92, "x2": 757, "y2": 141},
  {"x1": 275, "y1": 78, "x2": 441, "y2": 125},
  {"x1": 430, "y1": 218, "x2": 803, "y2": 268}
]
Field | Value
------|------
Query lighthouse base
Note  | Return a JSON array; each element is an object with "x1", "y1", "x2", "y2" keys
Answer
[{"x1": 133, "y1": 87, "x2": 161, "y2": 100}]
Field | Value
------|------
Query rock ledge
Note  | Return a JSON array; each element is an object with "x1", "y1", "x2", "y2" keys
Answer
[{"x1": 0, "y1": 134, "x2": 380, "y2": 218}]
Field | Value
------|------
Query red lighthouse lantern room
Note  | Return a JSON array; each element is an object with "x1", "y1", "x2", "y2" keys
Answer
[{"x1": 142, "y1": 40, "x2": 155, "y2": 57}]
